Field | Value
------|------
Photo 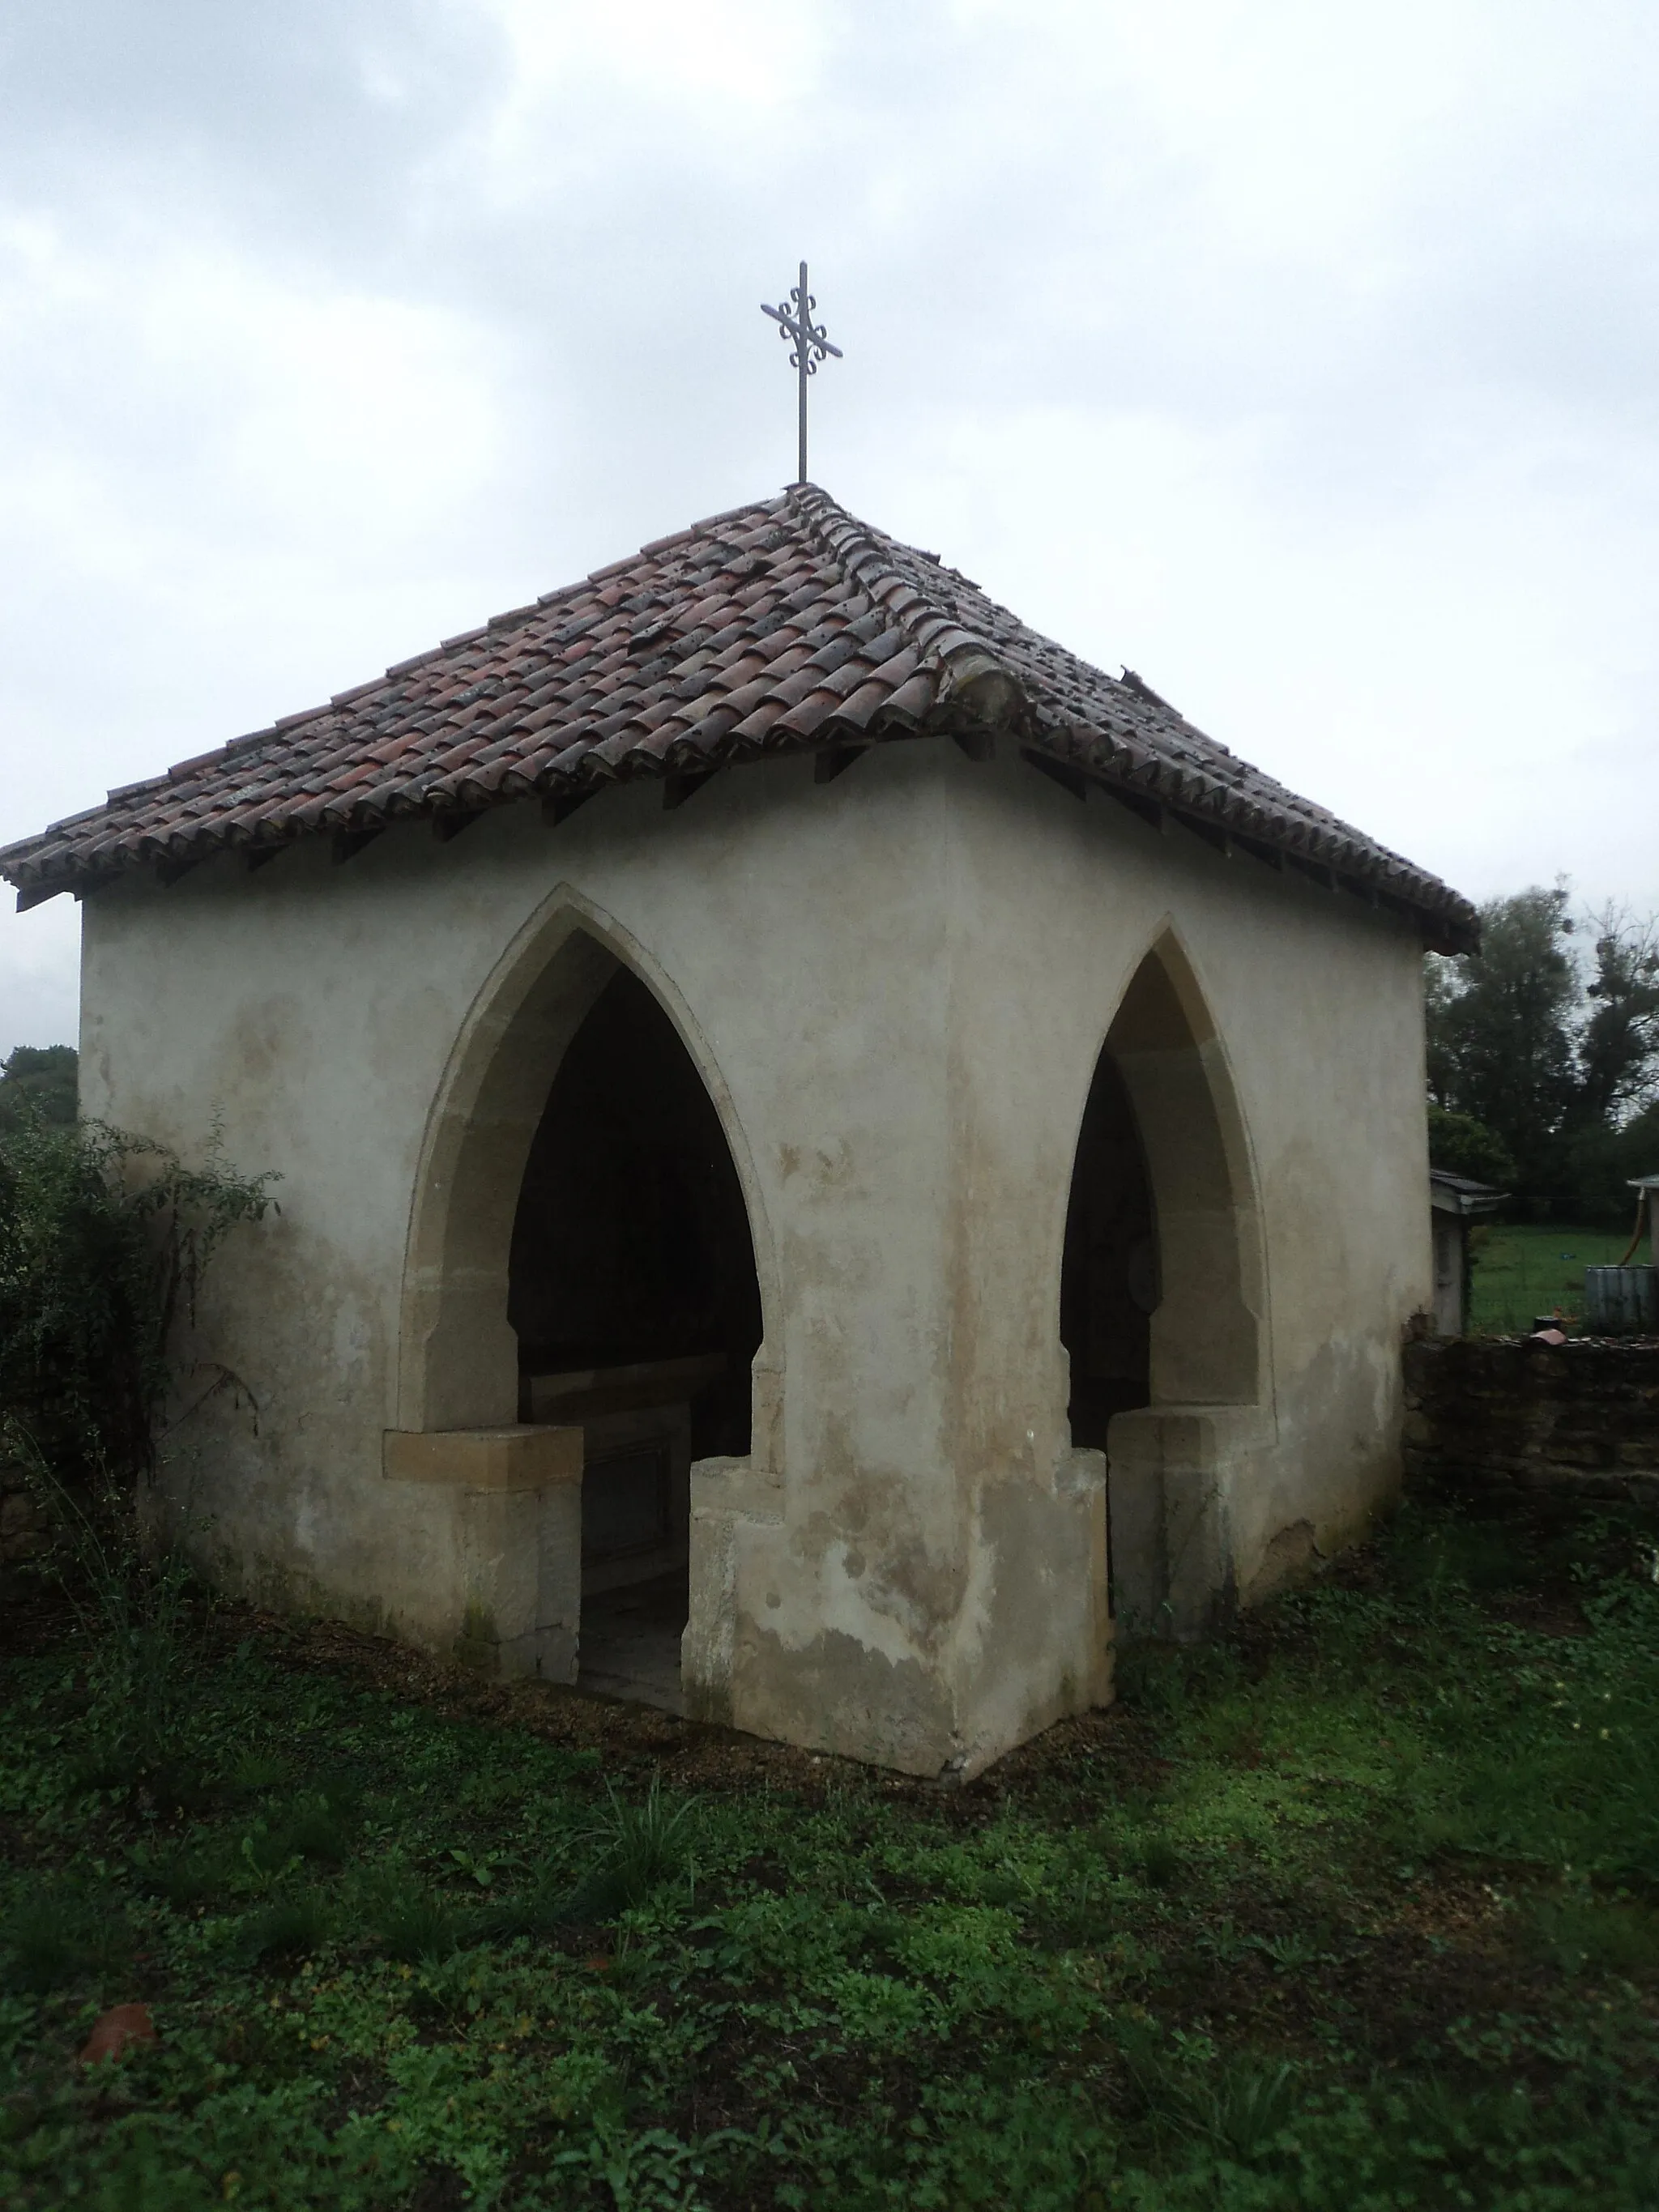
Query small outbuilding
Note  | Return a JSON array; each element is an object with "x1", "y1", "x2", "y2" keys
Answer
[
  {"x1": 1631, "y1": 1177, "x2": 1659, "y2": 1269},
  {"x1": 1429, "y1": 1170, "x2": 1504, "y2": 1337},
  {"x1": 1, "y1": 487, "x2": 1475, "y2": 1775}
]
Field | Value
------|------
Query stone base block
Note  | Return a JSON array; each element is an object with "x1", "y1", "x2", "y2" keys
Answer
[
  {"x1": 682, "y1": 1455, "x2": 783, "y2": 1727},
  {"x1": 1107, "y1": 1406, "x2": 1264, "y2": 1638},
  {"x1": 384, "y1": 1426, "x2": 584, "y2": 1680},
  {"x1": 383, "y1": 1425, "x2": 582, "y2": 1490}
]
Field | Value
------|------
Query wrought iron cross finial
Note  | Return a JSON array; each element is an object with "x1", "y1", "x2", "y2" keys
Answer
[{"x1": 761, "y1": 260, "x2": 842, "y2": 486}]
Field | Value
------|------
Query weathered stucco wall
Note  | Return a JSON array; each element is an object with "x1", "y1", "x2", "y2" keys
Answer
[{"x1": 79, "y1": 734, "x2": 1431, "y2": 1774}]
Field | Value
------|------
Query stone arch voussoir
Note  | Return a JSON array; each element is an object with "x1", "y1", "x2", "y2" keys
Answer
[
  {"x1": 394, "y1": 885, "x2": 780, "y2": 1438},
  {"x1": 1100, "y1": 925, "x2": 1265, "y2": 1409},
  {"x1": 1066, "y1": 924, "x2": 1272, "y2": 1639}
]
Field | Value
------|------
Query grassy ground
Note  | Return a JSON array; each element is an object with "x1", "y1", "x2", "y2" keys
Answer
[
  {"x1": 5, "y1": 1492, "x2": 1659, "y2": 2210},
  {"x1": 1467, "y1": 1221, "x2": 1632, "y2": 1335}
]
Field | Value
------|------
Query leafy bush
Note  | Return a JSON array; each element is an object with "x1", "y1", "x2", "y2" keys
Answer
[
  {"x1": 1427, "y1": 1102, "x2": 1516, "y2": 1187},
  {"x1": 0, "y1": 1112, "x2": 276, "y2": 1488},
  {"x1": 0, "y1": 1044, "x2": 76, "y2": 1132}
]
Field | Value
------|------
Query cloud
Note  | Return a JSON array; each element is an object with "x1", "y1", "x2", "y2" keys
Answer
[{"x1": 2, "y1": 0, "x2": 1656, "y2": 1051}]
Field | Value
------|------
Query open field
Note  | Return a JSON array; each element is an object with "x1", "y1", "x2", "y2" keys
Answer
[
  {"x1": 1467, "y1": 1221, "x2": 1634, "y2": 1336},
  {"x1": 4, "y1": 1490, "x2": 1659, "y2": 2210}
]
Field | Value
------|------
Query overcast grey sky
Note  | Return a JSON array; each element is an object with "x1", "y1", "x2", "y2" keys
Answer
[{"x1": 2, "y1": 0, "x2": 1656, "y2": 1052}]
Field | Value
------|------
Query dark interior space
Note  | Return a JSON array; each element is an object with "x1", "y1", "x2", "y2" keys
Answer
[
  {"x1": 507, "y1": 965, "x2": 763, "y2": 1712},
  {"x1": 1061, "y1": 1046, "x2": 1158, "y2": 1449},
  {"x1": 509, "y1": 965, "x2": 763, "y2": 1460}
]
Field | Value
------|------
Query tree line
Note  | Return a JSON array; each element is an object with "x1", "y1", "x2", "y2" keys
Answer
[
  {"x1": 1427, "y1": 885, "x2": 1659, "y2": 1202},
  {"x1": 0, "y1": 1044, "x2": 76, "y2": 1132}
]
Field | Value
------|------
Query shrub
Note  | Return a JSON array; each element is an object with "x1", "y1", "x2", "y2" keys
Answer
[
  {"x1": 1427, "y1": 1103, "x2": 1516, "y2": 1188},
  {"x1": 0, "y1": 1044, "x2": 77, "y2": 1132},
  {"x1": 0, "y1": 1113, "x2": 276, "y2": 1489}
]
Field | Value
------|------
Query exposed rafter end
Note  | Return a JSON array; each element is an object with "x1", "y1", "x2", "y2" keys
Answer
[
  {"x1": 1231, "y1": 831, "x2": 1284, "y2": 872},
  {"x1": 1285, "y1": 851, "x2": 1337, "y2": 891},
  {"x1": 245, "y1": 846, "x2": 284, "y2": 874},
  {"x1": 1175, "y1": 810, "x2": 1230, "y2": 858},
  {"x1": 15, "y1": 881, "x2": 63, "y2": 913},
  {"x1": 1383, "y1": 889, "x2": 1433, "y2": 934},
  {"x1": 951, "y1": 728, "x2": 996, "y2": 763},
  {"x1": 1423, "y1": 923, "x2": 1470, "y2": 956},
  {"x1": 332, "y1": 826, "x2": 386, "y2": 865},
  {"x1": 157, "y1": 851, "x2": 210, "y2": 888},
  {"x1": 663, "y1": 769, "x2": 719, "y2": 811},
  {"x1": 543, "y1": 788, "x2": 598, "y2": 828},
  {"x1": 1099, "y1": 780, "x2": 1163, "y2": 832},
  {"x1": 1021, "y1": 748, "x2": 1089, "y2": 803},
  {"x1": 432, "y1": 810, "x2": 486, "y2": 844},
  {"x1": 813, "y1": 744, "x2": 867, "y2": 785}
]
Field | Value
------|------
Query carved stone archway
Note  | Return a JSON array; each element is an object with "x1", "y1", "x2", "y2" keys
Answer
[
  {"x1": 386, "y1": 889, "x2": 778, "y2": 1688},
  {"x1": 1064, "y1": 931, "x2": 1269, "y2": 1634}
]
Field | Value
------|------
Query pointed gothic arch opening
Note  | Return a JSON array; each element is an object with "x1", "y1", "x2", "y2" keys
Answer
[
  {"x1": 1060, "y1": 1046, "x2": 1158, "y2": 1450},
  {"x1": 396, "y1": 909, "x2": 767, "y2": 1705},
  {"x1": 1061, "y1": 934, "x2": 1264, "y2": 1627},
  {"x1": 510, "y1": 965, "x2": 763, "y2": 1699}
]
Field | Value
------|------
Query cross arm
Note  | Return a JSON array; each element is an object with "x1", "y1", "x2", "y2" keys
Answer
[{"x1": 761, "y1": 302, "x2": 842, "y2": 358}]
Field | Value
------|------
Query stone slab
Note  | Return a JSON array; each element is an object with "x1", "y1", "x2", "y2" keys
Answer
[{"x1": 383, "y1": 1425, "x2": 582, "y2": 1491}]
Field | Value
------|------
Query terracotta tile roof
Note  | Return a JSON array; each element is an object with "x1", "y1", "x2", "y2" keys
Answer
[{"x1": 1, "y1": 484, "x2": 1475, "y2": 948}]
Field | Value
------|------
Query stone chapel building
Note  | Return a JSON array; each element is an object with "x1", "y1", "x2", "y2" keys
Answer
[{"x1": 2, "y1": 486, "x2": 1475, "y2": 1776}]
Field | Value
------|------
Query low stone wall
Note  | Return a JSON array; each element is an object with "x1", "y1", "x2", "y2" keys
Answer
[{"x1": 1402, "y1": 1336, "x2": 1659, "y2": 1502}]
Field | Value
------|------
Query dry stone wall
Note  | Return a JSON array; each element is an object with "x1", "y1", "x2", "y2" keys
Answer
[{"x1": 1403, "y1": 1336, "x2": 1659, "y2": 1502}]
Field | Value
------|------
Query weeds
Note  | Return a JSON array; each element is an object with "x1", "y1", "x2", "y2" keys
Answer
[
  {"x1": 11, "y1": 1443, "x2": 201, "y2": 1798},
  {"x1": 1, "y1": 1888, "x2": 130, "y2": 1995},
  {"x1": 1259, "y1": 1926, "x2": 1328, "y2": 1973},
  {"x1": 1128, "y1": 1830, "x2": 1183, "y2": 1888},
  {"x1": 5, "y1": 1488, "x2": 1659, "y2": 2208},
  {"x1": 282, "y1": 1792, "x2": 356, "y2": 1865},
  {"x1": 224, "y1": 1751, "x2": 288, "y2": 1796},
  {"x1": 565, "y1": 1773, "x2": 702, "y2": 1922},
  {"x1": 1521, "y1": 1886, "x2": 1659, "y2": 1975},
  {"x1": 373, "y1": 1888, "x2": 465, "y2": 1966},
  {"x1": 1167, "y1": 2052, "x2": 1301, "y2": 2160},
  {"x1": 238, "y1": 1892, "x2": 332, "y2": 1965},
  {"x1": 554, "y1": 2118, "x2": 744, "y2": 2212},
  {"x1": 128, "y1": 1837, "x2": 236, "y2": 1908}
]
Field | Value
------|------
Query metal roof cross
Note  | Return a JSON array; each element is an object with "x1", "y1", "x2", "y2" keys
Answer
[{"x1": 761, "y1": 261, "x2": 842, "y2": 486}]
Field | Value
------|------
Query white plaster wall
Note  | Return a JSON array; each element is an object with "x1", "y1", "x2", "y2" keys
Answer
[
  {"x1": 79, "y1": 735, "x2": 1431, "y2": 1771},
  {"x1": 937, "y1": 758, "x2": 1431, "y2": 1633}
]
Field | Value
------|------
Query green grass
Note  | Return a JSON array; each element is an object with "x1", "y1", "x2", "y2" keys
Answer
[
  {"x1": 5, "y1": 1492, "x2": 1659, "y2": 2208},
  {"x1": 1468, "y1": 1219, "x2": 1632, "y2": 1334}
]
